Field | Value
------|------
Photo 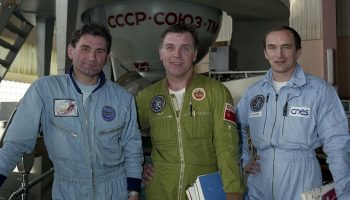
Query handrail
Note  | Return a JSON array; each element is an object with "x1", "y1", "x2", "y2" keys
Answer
[{"x1": 8, "y1": 168, "x2": 54, "y2": 200}]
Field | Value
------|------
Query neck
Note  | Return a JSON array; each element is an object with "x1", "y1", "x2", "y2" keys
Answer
[
  {"x1": 73, "y1": 71, "x2": 99, "y2": 86},
  {"x1": 272, "y1": 68, "x2": 295, "y2": 82},
  {"x1": 167, "y1": 69, "x2": 194, "y2": 91},
  {"x1": 272, "y1": 74, "x2": 291, "y2": 82},
  {"x1": 167, "y1": 77, "x2": 187, "y2": 91}
]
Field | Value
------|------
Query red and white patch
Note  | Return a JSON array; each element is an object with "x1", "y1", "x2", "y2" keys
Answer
[
  {"x1": 54, "y1": 99, "x2": 78, "y2": 117},
  {"x1": 224, "y1": 103, "x2": 236, "y2": 124},
  {"x1": 192, "y1": 88, "x2": 206, "y2": 101}
]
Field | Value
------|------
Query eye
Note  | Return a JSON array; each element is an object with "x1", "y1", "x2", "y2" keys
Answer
[
  {"x1": 96, "y1": 49, "x2": 107, "y2": 55},
  {"x1": 81, "y1": 46, "x2": 90, "y2": 52},
  {"x1": 267, "y1": 46, "x2": 276, "y2": 50},
  {"x1": 181, "y1": 46, "x2": 191, "y2": 52},
  {"x1": 281, "y1": 45, "x2": 292, "y2": 50},
  {"x1": 164, "y1": 45, "x2": 174, "y2": 51}
]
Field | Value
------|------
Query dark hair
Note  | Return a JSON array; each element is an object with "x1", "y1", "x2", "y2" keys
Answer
[
  {"x1": 263, "y1": 26, "x2": 301, "y2": 50},
  {"x1": 70, "y1": 22, "x2": 112, "y2": 54},
  {"x1": 159, "y1": 23, "x2": 199, "y2": 50}
]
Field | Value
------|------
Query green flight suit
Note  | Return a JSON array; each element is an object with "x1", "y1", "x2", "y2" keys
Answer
[{"x1": 136, "y1": 74, "x2": 243, "y2": 199}]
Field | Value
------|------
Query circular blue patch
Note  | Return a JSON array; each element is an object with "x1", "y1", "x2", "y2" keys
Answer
[
  {"x1": 150, "y1": 95, "x2": 166, "y2": 113},
  {"x1": 250, "y1": 95, "x2": 265, "y2": 112},
  {"x1": 102, "y1": 106, "x2": 116, "y2": 122}
]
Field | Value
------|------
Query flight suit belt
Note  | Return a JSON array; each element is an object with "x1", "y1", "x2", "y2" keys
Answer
[{"x1": 259, "y1": 148, "x2": 316, "y2": 160}]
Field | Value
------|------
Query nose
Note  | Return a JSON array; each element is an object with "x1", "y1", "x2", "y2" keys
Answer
[
  {"x1": 277, "y1": 47, "x2": 284, "y2": 57},
  {"x1": 172, "y1": 47, "x2": 181, "y2": 58},
  {"x1": 87, "y1": 50, "x2": 97, "y2": 60}
]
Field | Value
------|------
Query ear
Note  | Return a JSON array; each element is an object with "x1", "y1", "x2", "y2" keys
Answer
[
  {"x1": 296, "y1": 48, "x2": 301, "y2": 59},
  {"x1": 104, "y1": 54, "x2": 110, "y2": 65},
  {"x1": 192, "y1": 49, "x2": 198, "y2": 62},
  {"x1": 67, "y1": 44, "x2": 74, "y2": 59},
  {"x1": 159, "y1": 48, "x2": 163, "y2": 61},
  {"x1": 264, "y1": 49, "x2": 268, "y2": 60}
]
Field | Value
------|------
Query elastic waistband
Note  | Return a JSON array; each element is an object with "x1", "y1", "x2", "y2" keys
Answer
[
  {"x1": 54, "y1": 166, "x2": 124, "y2": 183},
  {"x1": 258, "y1": 148, "x2": 316, "y2": 160},
  {"x1": 154, "y1": 161, "x2": 218, "y2": 172}
]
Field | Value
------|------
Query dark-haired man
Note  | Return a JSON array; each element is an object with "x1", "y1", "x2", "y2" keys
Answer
[
  {"x1": 236, "y1": 26, "x2": 350, "y2": 200},
  {"x1": 0, "y1": 22, "x2": 143, "y2": 199},
  {"x1": 137, "y1": 23, "x2": 243, "y2": 200}
]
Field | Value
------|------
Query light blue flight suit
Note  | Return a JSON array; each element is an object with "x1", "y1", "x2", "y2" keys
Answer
[
  {"x1": 0, "y1": 70, "x2": 143, "y2": 199},
  {"x1": 236, "y1": 64, "x2": 350, "y2": 200}
]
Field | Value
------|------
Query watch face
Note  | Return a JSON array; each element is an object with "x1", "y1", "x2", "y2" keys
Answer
[{"x1": 128, "y1": 191, "x2": 139, "y2": 196}]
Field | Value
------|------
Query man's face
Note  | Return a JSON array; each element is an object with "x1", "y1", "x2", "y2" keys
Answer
[
  {"x1": 264, "y1": 30, "x2": 301, "y2": 82},
  {"x1": 159, "y1": 32, "x2": 197, "y2": 80},
  {"x1": 68, "y1": 34, "x2": 109, "y2": 84}
]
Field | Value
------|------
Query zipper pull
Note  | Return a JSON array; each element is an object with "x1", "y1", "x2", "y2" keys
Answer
[{"x1": 190, "y1": 101, "x2": 195, "y2": 117}]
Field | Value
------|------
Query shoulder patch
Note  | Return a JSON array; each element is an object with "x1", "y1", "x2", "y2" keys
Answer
[
  {"x1": 192, "y1": 88, "x2": 206, "y2": 101},
  {"x1": 102, "y1": 106, "x2": 116, "y2": 122},
  {"x1": 150, "y1": 95, "x2": 166, "y2": 113},
  {"x1": 250, "y1": 95, "x2": 265, "y2": 112},
  {"x1": 224, "y1": 103, "x2": 236, "y2": 124}
]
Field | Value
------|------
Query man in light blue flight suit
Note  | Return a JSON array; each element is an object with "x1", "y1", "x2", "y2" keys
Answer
[
  {"x1": 0, "y1": 22, "x2": 143, "y2": 200},
  {"x1": 236, "y1": 26, "x2": 350, "y2": 200}
]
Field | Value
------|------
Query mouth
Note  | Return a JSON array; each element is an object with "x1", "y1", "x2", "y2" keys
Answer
[
  {"x1": 170, "y1": 61, "x2": 183, "y2": 65},
  {"x1": 274, "y1": 60, "x2": 286, "y2": 64},
  {"x1": 84, "y1": 63, "x2": 96, "y2": 68}
]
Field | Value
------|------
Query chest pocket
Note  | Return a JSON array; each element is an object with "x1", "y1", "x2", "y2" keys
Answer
[
  {"x1": 282, "y1": 109, "x2": 317, "y2": 145},
  {"x1": 247, "y1": 110, "x2": 270, "y2": 147},
  {"x1": 149, "y1": 114, "x2": 175, "y2": 143},
  {"x1": 48, "y1": 117, "x2": 82, "y2": 161},
  {"x1": 95, "y1": 122, "x2": 125, "y2": 166},
  {"x1": 185, "y1": 111, "x2": 212, "y2": 139}
]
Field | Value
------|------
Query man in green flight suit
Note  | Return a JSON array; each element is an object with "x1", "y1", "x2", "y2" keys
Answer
[{"x1": 136, "y1": 23, "x2": 243, "y2": 200}]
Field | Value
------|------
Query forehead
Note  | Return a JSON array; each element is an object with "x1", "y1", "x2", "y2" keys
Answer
[
  {"x1": 162, "y1": 32, "x2": 194, "y2": 45},
  {"x1": 76, "y1": 34, "x2": 107, "y2": 47},
  {"x1": 266, "y1": 30, "x2": 295, "y2": 45}
]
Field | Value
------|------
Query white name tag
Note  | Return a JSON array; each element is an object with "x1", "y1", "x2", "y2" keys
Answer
[
  {"x1": 249, "y1": 111, "x2": 262, "y2": 118},
  {"x1": 54, "y1": 99, "x2": 78, "y2": 117},
  {"x1": 289, "y1": 106, "x2": 310, "y2": 118}
]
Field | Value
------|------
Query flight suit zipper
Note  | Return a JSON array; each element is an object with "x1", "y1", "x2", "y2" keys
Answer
[
  {"x1": 270, "y1": 93, "x2": 278, "y2": 200},
  {"x1": 262, "y1": 93, "x2": 270, "y2": 135},
  {"x1": 281, "y1": 93, "x2": 290, "y2": 135},
  {"x1": 83, "y1": 95, "x2": 96, "y2": 199},
  {"x1": 169, "y1": 93, "x2": 186, "y2": 200}
]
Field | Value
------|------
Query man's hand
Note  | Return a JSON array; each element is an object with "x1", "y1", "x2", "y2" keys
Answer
[
  {"x1": 226, "y1": 192, "x2": 243, "y2": 200},
  {"x1": 243, "y1": 156, "x2": 261, "y2": 175},
  {"x1": 142, "y1": 163, "x2": 154, "y2": 184}
]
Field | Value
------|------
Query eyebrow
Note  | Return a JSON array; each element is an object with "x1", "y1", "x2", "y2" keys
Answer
[
  {"x1": 80, "y1": 44, "x2": 107, "y2": 51},
  {"x1": 163, "y1": 43, "x2": 193, "y2": 48},
  {"x1": 96, "y1": 47, "x2": 107, "y2": 52},
  {"x1": 181, "y1": 44, "x2": 193, "y2": 48},
  {"x1": 80, "y1": 44, "x2": 91, "y2": 48},
  {"x1": 267, "y1": 43, "x2": 293, "y2": 47}
]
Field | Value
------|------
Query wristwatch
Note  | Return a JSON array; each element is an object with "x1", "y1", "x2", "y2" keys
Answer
[{"x1": 128, "y1": 190, "x2": 139, "y2": 196}]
